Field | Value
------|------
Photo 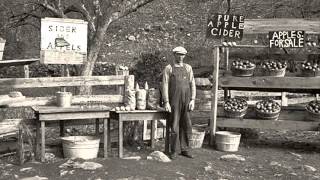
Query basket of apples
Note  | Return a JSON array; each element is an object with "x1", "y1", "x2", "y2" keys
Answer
[
  {"x1": 223, "y1": 98, "x2": 248, "y2": 118},
  {"x1": 231, "y1": 59, "x2": 256, "y2": 77},
  {"x1": 305, "y1": 100, "x2": 320, "y2": 121},
  {"x1": 301, "y1": 61, "x2": 320, "y2": 77},
  {"x1": 261, "y1": 60, "x2": 287, "y2": 77},
  {"x1": 255, "y1": 99, "x2": 281, "y2": 120}
]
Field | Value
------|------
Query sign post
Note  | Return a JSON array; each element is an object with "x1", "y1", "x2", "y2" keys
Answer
[{"x1": 40, "y1": 18, "x2": 88, "y2": 64}]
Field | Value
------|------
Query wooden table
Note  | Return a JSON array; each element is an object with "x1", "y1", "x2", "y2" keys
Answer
[
  {"x1": 32, "y1": 105, "x2": 110, "y2": 162},
  {"x1": 108, "y1": 110, "x2": 169, "y2": 158}
]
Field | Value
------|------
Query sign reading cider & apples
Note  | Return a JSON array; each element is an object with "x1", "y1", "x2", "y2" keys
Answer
[{"x1": 40, "y1": 18, "x2": 88, "y2": 64}]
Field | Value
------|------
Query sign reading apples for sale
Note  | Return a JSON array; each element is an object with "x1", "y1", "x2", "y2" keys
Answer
[{"x1": 269, "y1": 30, "x2": 304, "y2": 48}]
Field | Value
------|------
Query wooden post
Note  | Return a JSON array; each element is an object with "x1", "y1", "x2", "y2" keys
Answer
[
  {"x1": 281, "y1": 92, "x2": 288, "y2": 106},
  {"x1": 224, "y1": 47, "x2": 231, "y2": 99},
  {"x1": 17, "y1": 124, "x2": 24, "y2": 165},
  {"x1": 210, "y1": 47, "x2": 220, "y2": 146},
  {"x1": 23, "y1": 65, "x2": 29, "y2": 78},
  {"x1": 103, "y1": 118, "x2": 109, "y2": 158},
  {"x1": 116, "y1": 66, "x2": 130, "y2": 94}
]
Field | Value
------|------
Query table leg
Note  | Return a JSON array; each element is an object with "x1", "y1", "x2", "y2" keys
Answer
[
  {"x1": 165, "y1": 120, "x2": 170, "y2": 155},
  {"x1": 35, "y1": 121, "x2": 41, "y2": 161},
  {"x1": 41, "y1": 121, "x2": 45, "y2": 162},
  {"x1": 95, "y1": 119, "x2": 99, "y2": 136},
  {"x1": 103, "y1": 118, "x2": 108, "y2": 158},
  {"x1": 118, "y1": 120, "x2": 123, "y2": 158},
  {"x1": 59, "y1": 121, "x2": 65, "y2": 137},
  {"x1": 107, "y1": 119, "x2": 111, "y2": 153},
  {"x1": 151, "y1": 120, "x2": 156, "y2": 149}
]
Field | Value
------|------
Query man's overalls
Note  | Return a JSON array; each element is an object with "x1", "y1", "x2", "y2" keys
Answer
[{"x1": 169, "y1": 64, "x2": 192, "y2": 154}]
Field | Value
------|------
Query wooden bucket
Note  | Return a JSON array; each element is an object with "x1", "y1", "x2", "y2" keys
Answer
[
  {"x1": 188, "y1": 128, "x2": 205, "y2": 148},
  {"x1": 61, "y1": 136, "x2": 100, "y2": 159},
  {"x1": 215, "y1": 131, "x2": 241, "y2": 152}
]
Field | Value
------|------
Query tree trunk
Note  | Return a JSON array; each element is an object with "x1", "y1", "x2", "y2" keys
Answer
[{"x1": 78, "y1": 19, "x2": 112, "y2": 95}]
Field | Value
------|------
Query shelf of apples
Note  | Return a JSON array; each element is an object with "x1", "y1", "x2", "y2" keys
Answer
[
  {"x1": 231, "y1": 59, "x2": 256, "y2": 77},
  {"x1": 261, "y1": 60, "x2": 287, "y2": 77},
  {"x1": 255, "y1": 99, "x2": 281, "y2": 120},
  {"x1": 305, "y1": 100, "x2": 320, "y2": 121},
  {"x1": 223, "y1": 98, "x2": 248, "y2": 118},
  {"x1": 301, "y1": 61, "x2": 320, "y2": 77}
]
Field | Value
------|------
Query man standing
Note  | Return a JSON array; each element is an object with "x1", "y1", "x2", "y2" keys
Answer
[{"x1": 162, "y1": 46, "x2": 196, "y2": 159}]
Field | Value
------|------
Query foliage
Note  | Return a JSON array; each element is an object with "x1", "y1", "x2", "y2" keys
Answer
[{"x1": 132, "y1": 50, "x2": 168, "y2": 89}]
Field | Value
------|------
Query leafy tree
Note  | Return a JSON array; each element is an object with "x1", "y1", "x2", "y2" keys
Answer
[{"x1": 2, "y1": 0, "x2": 157, "y2": 94}]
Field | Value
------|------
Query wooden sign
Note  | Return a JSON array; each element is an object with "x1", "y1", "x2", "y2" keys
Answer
[
  {"x1": 0, "y1": 37, "x2": 5, "y2": 60},
  {"x1": 207, "y1": 14, "x2": 245, "y2": 41},
  {"x1": 269, "y1": 30, "x2": 304, "y2": 48},
  {"x1": 40, "y1": 18, "x2": 88, "y2": 64}
]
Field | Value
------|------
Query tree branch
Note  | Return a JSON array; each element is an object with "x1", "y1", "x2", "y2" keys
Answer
[
  {"x1": 110, "y1": 0, "x2": 155, "y2": 21},
  {"x1": 37, "y1": 0, "x2": 66, "y2": 18}
]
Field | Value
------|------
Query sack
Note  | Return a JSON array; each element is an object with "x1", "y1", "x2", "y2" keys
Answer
[
  {"x1": 147, "y1": 88, "x2": 160, "y2": 110},
  {"x1": 136, "y1": 89, "x2": 147, "y2": 110},
  {"x1": 124, "y1": 89, "x2": 136, "y2": 109}
]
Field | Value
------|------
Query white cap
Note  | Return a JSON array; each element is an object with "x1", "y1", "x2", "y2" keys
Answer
[{"x1": 172, "y1": 46, "x2": 187, "y2": 55}]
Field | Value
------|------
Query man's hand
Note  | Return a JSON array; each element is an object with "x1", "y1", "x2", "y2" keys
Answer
[
  {"x1": 164, "y1": 102, "x2": 171, "y2": 112},
  {"x1": 188, "y1": 99, "x2": 195, "y2": 111}
]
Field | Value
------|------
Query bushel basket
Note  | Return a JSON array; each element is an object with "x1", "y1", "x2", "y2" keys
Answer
[
  {"x1": 261, "y1": 67, "x2": 286, "y2": 77},
  {"x1": 305, "y1": 108, "x2": 320, "y2": 121},
  {"x1": 231, "y1": 66, "x2": 255, "y2": 77},
  {"x1": 188, "y1": 128, "x2": 205, "y2": 148},
  {"x1": 224, "y1": 108, "x2": 247, "y2": 118},
  {"x1": 301, "y1": 69, "x2": 320, "y2": 77},
  {"x1": 255, "y1": 109, "x2": 280, "y2": 120}
]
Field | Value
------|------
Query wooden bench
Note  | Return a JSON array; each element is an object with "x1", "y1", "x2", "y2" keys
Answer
[{"x1": 0, "y1": 75, "x2": 134, "y2": 161}]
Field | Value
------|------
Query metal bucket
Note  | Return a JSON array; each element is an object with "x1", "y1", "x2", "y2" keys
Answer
[
  {"x1": 61, "y1": 136, "x2": 100, "y2": 159},
  {"x1": 56, "y1": 91, "x2": 72, "y2": 107}
]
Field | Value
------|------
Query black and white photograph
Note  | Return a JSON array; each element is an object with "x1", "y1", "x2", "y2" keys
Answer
[{"x1": 0, "y1": 0, "x2": 319, "y2": 179}]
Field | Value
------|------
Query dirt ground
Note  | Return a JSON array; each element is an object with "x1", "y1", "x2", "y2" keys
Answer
[{"x1": 1, "y1": 129, "x2": 320, "y2": 180}]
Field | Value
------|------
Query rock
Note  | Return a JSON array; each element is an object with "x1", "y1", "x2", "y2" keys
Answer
[
  {"x1": 220, "y1": 154, "x2": 245, "y2": 162},
  {"x1": 20, "y1": 167, "x2": 34, "y2": 172},
  {"x1": 123, "y1": 156, "x2": 141, "y2": 160},
  {"x1": 176, "y1": 171, "x2": 184, "y2": 176},
  {"x1": 60, "y1": 170, "x2": 69, "y2": 177},
  {"x1": 302, "y1": 165, "x2": 317, "y2": 172},
  {"x1": 289, "y1": 172, "x2": 297, "y2": 176},
  {"x1": 147, "y1": 151, "x2": 171, "y2": 162},
  {"x1": 59, "y1": 159, "x2": 103, "y2": 170},
  {"x1": 274, "y1": 173, "x2": 283, "y2": 177},
  {"x1": 289, "y1": 152, "x2": 302, "y2": 159},
  {"x1": 44, "y1": 153, "x2": 56, "y2": 163},
  {"x1": 270, "y1": 161, "x2": 281, "y2": 166},
  {"x1": 127, "y1": 35, "x2": 136, "y2": 41},
  {"x1": 20, "y1": 176, "x2": 48, "y2": 180}
]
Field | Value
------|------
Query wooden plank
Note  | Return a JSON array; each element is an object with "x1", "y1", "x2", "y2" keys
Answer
[
  {"x1": 217, "y1": 118, "x2": 320, "y2": 131},
  {"x1": 104, "y1": 119, "x2": 109, "y2": 158},
  {"x1": 7, "y1": 95, "x2": 123, "y2": 107},
  {"x1": 0, "y1": 59, "x2": 39, "y2": 67},
  {"x1": 32, "y1": 105, "x2": 112, "y2": 113},
  {"x1": 117, "y1": 112, "x2": 167, "y2": 121},
  {"x1": 38, "y1": 111, "x2": 110, "y2": 121},
  {"x1": 244, "y1": 19, "x2": 320, "y2": 34},
  {"x1": 0, "y1": 119, "x2": 23, "y2": 135},
  {"x1": 219, "y1": 76, "x2": 320, "y2": 93},
  {"x1": 118, "y1": 120, "x2": 123, "y2": 158},
  {"x1": 0, "y1": 76, "x2": 126, "y2": 90}
]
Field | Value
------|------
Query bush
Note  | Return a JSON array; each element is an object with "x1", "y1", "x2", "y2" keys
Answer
[{"x1": 132, "y1": 50, "x2": 168, "y2": 89}]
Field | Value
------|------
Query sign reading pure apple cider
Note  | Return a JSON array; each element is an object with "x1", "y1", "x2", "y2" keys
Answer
[{"x1": 40, "y1": 18, "x2": 88, "y2": 64}]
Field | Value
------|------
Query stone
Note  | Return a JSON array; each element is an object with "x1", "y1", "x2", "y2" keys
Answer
[
  {"x1": 127, "y1": 35, "x2": 136, "y2": 41},
  {"x1": 20, "y1": 176, "x2": 48, "y2": 180},
  {"x1": 123, "y1": 156, "x2": 141, "y2": 160},
  {"x1": 302, "y1": 165, "x2": 317, "y2": 172},
  {"x1": 20, "y1": 167, "x2": 34, "y2": 172},
  {"x1": 220, "y1": 154, "x2": 245, "y2": 162},
  {"x1": 289, "y1": 152, "x2": 302, "y2": 159},
  {"x1": 147, "y1": 151, "x2": 171, "y2": 162},
  {"x1": 59, "y1": 159, "x2": 103, "y2": 170},
  {"x1": 270, "y1": 161, "x2": 281, "y2": 166}
]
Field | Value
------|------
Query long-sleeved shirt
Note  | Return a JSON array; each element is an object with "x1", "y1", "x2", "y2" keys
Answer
[{"x1": 162, "y1": 63, "x2": 196, "y2": 103}]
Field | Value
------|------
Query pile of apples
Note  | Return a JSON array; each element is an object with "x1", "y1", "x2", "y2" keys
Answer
[
  {"x1": 224, "y1": 98, "x2": 248, "y2": 112},
  {"x1": 261, "y1": 60, "x2": 287, "y2": 71},
  {"x1": 255, "y1": 100, "x2": 281, "y2": 114},
  {"x1": 306, "y1": 100, "x2": 320, "y2": 114},
  {"x1": 301, "y1": 61, "x2": 320, "y2": 72},
  {"x1": 232, "y1": 59, "x2": 256, "y2": 70}
]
